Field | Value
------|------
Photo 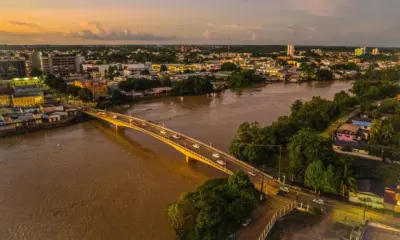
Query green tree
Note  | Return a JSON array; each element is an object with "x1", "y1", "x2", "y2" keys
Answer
[
  {"x1": 220, "y1": 62, "x2": 239, "y2": 71},
  {"x1": 160, "y1": 64, "x2": 168, "y2": 72},
  {"x1": 288, "y1": 129, "x2": 334, "y2": 180},
  {"x1": 339, "y1": 164, "x2": 357, "y2": 196},
  {"x1": 167, "y1": 203, "x2": 186, "y2": 230},
  {"x1": 78, "y1": 88, "x2": 93, "y2": 102},
  {"x1": 30, "y1": 68, "x2": 43, "y2": 77},
  {"x1": 304, "y1": 160, "x2": 325, "y2": 194},
  {"x1": 228, "y1": 170, "x2": 252, "y2": 192},
  {"x1": 111, "y1": 90, "x2": 125, "y2": 103},
  {"x1": 316, "y1": 69, "x2": 333, "y2": 80}
]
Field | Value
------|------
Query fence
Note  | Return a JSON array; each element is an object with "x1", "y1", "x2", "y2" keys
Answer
[{"x1": 257, "y1": 201, "x2": 311, "y2": 240}]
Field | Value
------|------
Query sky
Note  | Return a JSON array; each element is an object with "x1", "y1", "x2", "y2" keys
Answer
[{"x1": 1, "y1": 0, "x2": 400, "y2": 46}]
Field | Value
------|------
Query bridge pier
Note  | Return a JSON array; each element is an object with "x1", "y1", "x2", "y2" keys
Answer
[{"x1": 186, "y1": 155, "x2": 194, "y2": 163}]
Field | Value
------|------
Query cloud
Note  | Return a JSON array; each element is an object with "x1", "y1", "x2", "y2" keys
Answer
[
  {"x1": 70, "y1": 22, "x2": 175, "y2": 41},
  {"x1": 288, "y1": 0, "x2": 349, "y2": 17},
  {"x1": 251, "y1": 32, "x2": 257, "y2": 41},
  {"x1": 224, "y1": 24, "x2": 263, "y2": 30},
  {"x1": 203, "y1": 30, "x2": 211, "y2": 39},
  {"x1": 9, "y1": 21, "x2": 41, "y2": 29}
]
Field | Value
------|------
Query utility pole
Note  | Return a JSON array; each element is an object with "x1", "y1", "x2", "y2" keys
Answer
[
  {"x1": 260, "y1": 164, "x2": 265, "y2": 199},
  {"x1": 278, "y1": 145, "x2": 282, "y2": 183}
]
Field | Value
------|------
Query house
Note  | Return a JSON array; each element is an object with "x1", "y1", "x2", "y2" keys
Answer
[
  {"x1": 352, "y1": 118, "x2": 373, "y2": 128},
  {"x1": 48, "y1": 113, "x2": 61, "y2": 123},
  {"x1": 53, "y1": 112, "x2": 68, "y2": 119},
  {"x1": 19, "y1": 114, "x2": 35, "y2": 126},
  {"x1": 336, "y1": 123, "x2": 360, "y2": 141},
  {"x1": 349, "y1": 179, "x2": 385, "y2": 209},
  {"x1": 32, "y1": 113, "x2": 43, "y2": 124},
  {"x1": 66, "y1": 108, "x2": 78, "y2": 116},
  {"x1": 384, "y1": 183, "x2": 400, "y2": 212}
]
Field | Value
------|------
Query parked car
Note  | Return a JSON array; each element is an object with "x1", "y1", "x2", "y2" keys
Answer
[
  {"x1": 225, "y1": 234, "x2": 236, "y2": 240},
  {"x1": 172, "y1": 134, "x2": 180, "y2": 139},
  {"x1": 276, "y1": 190, "x2": 288, "y2": 197},
  {"x1": 280, "y1": 186, "x2": 290, "y2": 193},
  {"x1": 247, "y1": 171, "x2": 256, "y2": 177},
  {"x1": 216, "y1": 160, "x2": 225, "y2": 166},
  {"x1": 192, "y1": 143, "x2": 200, "y2": 149},
  {"x1": 212, "y1": 153, "x2": 220, "y2": 158},
  {"x1": 242, "y1": 218, "x2": 251, "y2": 227},
  {"x1": 312, "y1": 198, "x2": 324, "y2": 205}
]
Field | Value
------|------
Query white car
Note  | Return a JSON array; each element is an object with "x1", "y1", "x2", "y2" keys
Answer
[
  {"x1": 141, "y1": 122, "x2": 147, "y2": 126},
  {"x1": 172, "y1": 134, "x2": 180, "y2": 139},
  {"x1": 192, "y1": 144, "x2": 200, "y2": 149},
  {"x1": 113, "y1": 115, "x2": 118, "y2": 119},
  {"x1": 160, "y1": 130, "x2": 167, "y2": 135},
  {"x1": 216, "y1": 160, "x2": 225, "y2": 166},
  {"x1": 247, "y1": 171, "x2": 256, "y2": 177},
  {"x1": 280, "y1": 187, "x2": 290, "y2": 193},
  {"x1": 212, "y1": 153, "x2": 220, "y2": 158},
  {"x1": 242, "y1": 218, "x2": 251, "y2": 227},
  {"x1": 313, "y1": 198, "x2": 324, "y2": 205}
]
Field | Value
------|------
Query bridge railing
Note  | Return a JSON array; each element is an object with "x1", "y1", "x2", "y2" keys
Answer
[
  {"x1": 86, "y1": 109, "x2": 232, "y2": 175},
  {"x1": 88, "y1": 108, "x2": 274, "y2": 180}
]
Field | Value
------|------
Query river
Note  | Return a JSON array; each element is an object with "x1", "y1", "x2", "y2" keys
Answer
[{"x1": 0, "y1": 81, "x2": 353, "y2": 240}]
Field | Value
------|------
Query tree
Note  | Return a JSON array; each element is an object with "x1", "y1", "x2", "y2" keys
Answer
[
  {"x1": 323, "y1": 165, "x2": 339, "y2": 193},
  {"x1": 316, "y1": 69, "x2": 333, "y2": 80},
  {"x1": 78, "y1": 88, "x2": 93, "y2": 102},
  {"x1": 160, "y1": 64, "x2": 168, "y2": 72},
  {"x1": 379, "y1": 98, "x2": 400, "y2": 114},
  {"x1": 140, "y1": 69, "x2": 150, "y2": 75},
  {"x1": 334, "y1": 91, "x2": 357, "y2": 109},
  {"x1": 304, "y1": 160, "x2": 325, "y2": 194},
  {"x1": 288, "y1": 129, "x2": 334, "y2": 180},
  {"x1": 111, "y1": 90, "x2": 125, "y2": 103},
  {"x1": 167, "y1": 203, "x2": 186, "y2": 230},
  {"x1": 370, "y1": 120, "x2": 395, "y2": 144},
  {"x1": 30, "y1": 68, "x2": 43, "y2": 77},
  {"x1": 228, "y1": 170, "x2": 252, "y2": 192},
  {"x1": 339, "y1": 164, "x2": 357, "y2": 196},
  {"x1": 220, "y1": 62, "x2": 239, "y2": 72}
]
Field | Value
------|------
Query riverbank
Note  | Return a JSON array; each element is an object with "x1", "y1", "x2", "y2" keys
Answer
[{"x1": 0, "y1": 113, "x2": 89, "y2": 138}]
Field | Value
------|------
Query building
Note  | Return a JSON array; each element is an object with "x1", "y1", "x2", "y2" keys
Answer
[
  {"x1": 41, "y1": 55, "x2": 84, "y2": 76},
  {"x1": 355, "y1": 47, "x2": 366, "y2": 56},
  {"x1": 152, "y1": 64, "x2": 196, "y2": 72},
  {"x1": 349, "y1": 179, "x2": 385, "y2": 209},
  {"x1": 372, "y1": 48, "x2": 379, "y2": 55},
  {"x1": 74, "y1": 79, "x2": 108, "y2": 100},
  {"x1": 0, "y1": 60, "x2": 26, "y2": 80},
  {"x1": 336, "y1": 123, "x2": 360, "y2": 141},
  {"x1": 11, "y1": 92, "x2": 44, "y2": 107},
  {"x1": 0, "y1": 86, "x2": 14, "y2": 106},
  {"x1": 30, "y1": 51, "x2": 42, "y2": 70},
  {"x1": 287, "y1": 45, "x2": 295, "y2": 57}
]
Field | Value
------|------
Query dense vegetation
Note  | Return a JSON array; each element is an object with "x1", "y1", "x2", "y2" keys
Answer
[
  {"x1": 171, "y1": 76, "x2": 214, "y2": 96},
  {"x1": 167, "y1": 171, "x2": 258, "y2": 240},
  {"x1": 44, "y1": 74, "x2": 93, "y2": 102}
]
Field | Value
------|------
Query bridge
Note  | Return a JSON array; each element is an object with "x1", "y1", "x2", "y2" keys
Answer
[{"x1": 82, "y1": 107, "x2": 277, "y2": 193}]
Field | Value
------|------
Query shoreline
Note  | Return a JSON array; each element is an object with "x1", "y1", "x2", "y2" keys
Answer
[{"x1": 0, "y1": 113, "x2": 90, "y2": 138}]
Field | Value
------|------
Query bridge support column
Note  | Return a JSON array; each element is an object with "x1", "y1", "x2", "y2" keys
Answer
[{"x1": 186, "y1": 155, "x2": 194, "y2": 163}]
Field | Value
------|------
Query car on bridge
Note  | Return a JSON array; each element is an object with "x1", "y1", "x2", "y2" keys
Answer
[
  {"x1": 160, "y1": 130, "x2": 167, "y2": 135},
  {"x1": 212, "y1": 153, "x2": 220, "y2": 158},
  {"x1": 280, "y1": 186, "x2": 290, "y2": 193},
  {"x1": 216, "y1": 160, "x2": 225, "y2": 166},
  {"x1": 192, "y1": 144, "x2": 200, "y2": 149},
  {"x1": 113, "y1": 115, "x2": 118, "y2": 119},
  {"x1": 247, "y1": 171, "x2": 256, "y2": 177},
  {"x1": 172, "y1": 134, "x2": 180, "y2": 139}
]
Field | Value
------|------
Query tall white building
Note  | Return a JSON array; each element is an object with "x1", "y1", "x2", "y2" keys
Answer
[
  {"x1": 41, "y1": 55, "x2": 85, "y2": 76},
  {"x1": 29, "y1": 51, "x2": 42, "y2": 70},
  {"x1": 287, "y1": 45, "x2": 295, "y2": 56}
]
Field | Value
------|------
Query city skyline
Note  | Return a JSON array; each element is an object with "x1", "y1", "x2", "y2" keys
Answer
[{"x1": 1, "y1": 0, "x2": 400, "y2": 46}]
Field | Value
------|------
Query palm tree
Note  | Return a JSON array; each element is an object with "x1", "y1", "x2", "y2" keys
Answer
[
  {"x1": 370, "y1": 119, "x2": 383, "y2": 144},
  {"x1": 381, "y1": 122, "x2": 395, "y2": 143},
  {"x1": 340, "y1": 165, "x2": 357, "y2": 197}
]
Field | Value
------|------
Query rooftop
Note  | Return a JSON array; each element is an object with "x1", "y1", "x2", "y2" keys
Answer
[
  {"x1": 357, "y1": 179, "x2": 385, "y2": 197},
  {"x1": 337, "y1": 123, "x2": 360, "y2": 133}
]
